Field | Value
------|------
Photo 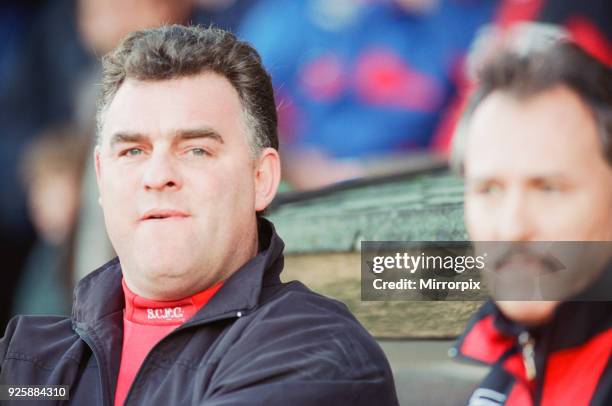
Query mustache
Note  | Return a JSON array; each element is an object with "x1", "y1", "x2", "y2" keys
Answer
[{"x1": 494, "y1": 245, "x2": 565, "y2": 273}]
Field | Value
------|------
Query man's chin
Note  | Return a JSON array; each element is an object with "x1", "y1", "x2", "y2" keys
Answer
[
  {"x1": 496, "y1": 300, "x2": 560, "y2": 327},
  {"x1": 126, "y1": 257, "x2": 195, "y2": 292}
]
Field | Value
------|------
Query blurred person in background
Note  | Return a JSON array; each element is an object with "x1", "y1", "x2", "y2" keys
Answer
[
  {"x1": 0, "y1": 0, "x2": 43, "y2": 341},
  {"x1": 239, "y1": 0, "x2": 499, "y2": 190},
  {"x1": 12, "y1": 126, "x2": 89, "y2": 317},
  {"x1": 452, "y1": 41, "x2": 612, "y2": 405},
  {"x1": 432, "y1": 0, "x2": 612, "y2": 152},
  {"x1": 194, "y1": 0, "x2": 261, "y2": 32}
]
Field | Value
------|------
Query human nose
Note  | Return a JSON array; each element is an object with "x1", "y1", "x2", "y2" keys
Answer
[
  {"x1": 495, "y1": 189, "x2": 534, "y2": 241},
  {"x1": 142, "y1": 151, "x2": 182, "y2": 191}
]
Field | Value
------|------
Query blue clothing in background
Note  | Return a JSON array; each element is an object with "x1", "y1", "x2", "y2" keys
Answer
[{"x1": 240, "y1": 0, "x2": 498, "y2": 158}]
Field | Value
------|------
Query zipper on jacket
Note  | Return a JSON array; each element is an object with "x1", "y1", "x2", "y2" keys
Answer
[
  {"x1": 76, "y1": 328, "x2": 111, "y2": 406},
  {"x1": 518, "y1": 331, "x2": 537, "y2": 381},
  {"x1": 122, "y1": 310, "x2": 245, "y2": 406}
]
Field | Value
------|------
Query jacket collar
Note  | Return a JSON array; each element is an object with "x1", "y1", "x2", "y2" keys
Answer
[
  {"x1": 455, "y1": 299, "x2": 612, "y2": 366},
  {"x1": 455, "y1": 260, "x2": 612, "y2": 365},
  {"x1": 453, "y1": 301, "x2": 517, "y2": 365},
  {"x1": 71, "y1": 217, "x2": 285, "y2": 330}
]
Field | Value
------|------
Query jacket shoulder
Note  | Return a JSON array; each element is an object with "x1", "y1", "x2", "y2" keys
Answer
[
  {"x1": 264, "y1": 281, "x2": 361, "y2": 321},
  {"x1": 241, "y1": 281, "x2": 392, "y2": 378},
  {"x1": 1, "y1": 315, "x2": 82, "y2": 370},
  {"x1": 207, "y1": 283, "x2": 398, "y2": 404}
]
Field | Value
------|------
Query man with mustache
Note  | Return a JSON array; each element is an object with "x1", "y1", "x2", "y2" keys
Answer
[
  {"x1": 453, "y1": 41, "x2": 612, "y2": 405},
  {"x1": 0, "y1": 25, "x2": 398, "y2": 405}
]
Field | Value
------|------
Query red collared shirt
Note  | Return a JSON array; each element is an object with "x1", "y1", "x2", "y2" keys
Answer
[{"x1": 114, "y1": 279, "x2": 222, "y2": 406}]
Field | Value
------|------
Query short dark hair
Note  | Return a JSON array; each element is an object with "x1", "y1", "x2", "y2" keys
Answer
[
  {"x1": 454, "y1": 41, "x2": 612, "y2": 170},
  {"x1": 97, "y1": 25, "x2": 278, "y2": 154}
]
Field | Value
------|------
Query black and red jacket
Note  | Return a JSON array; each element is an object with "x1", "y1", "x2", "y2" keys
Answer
[{"x1": 453, "y1": 300, "x2": 612, "y2": 405}]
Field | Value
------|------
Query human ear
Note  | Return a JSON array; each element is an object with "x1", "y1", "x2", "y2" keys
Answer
[{"x1": 254, "y1": 148, "x2": 281, "y2": 212}]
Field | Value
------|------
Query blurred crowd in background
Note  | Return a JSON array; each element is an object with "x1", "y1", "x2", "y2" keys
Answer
[{"x1": 0, "y1": 0, "x2": 610, "y2": 331}]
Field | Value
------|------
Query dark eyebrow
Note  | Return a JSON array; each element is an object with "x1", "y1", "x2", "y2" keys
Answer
[
  {"x1": 108, "y1": 128, "x2": 224, "y2": 148},
  {"x1": 109, "y1": 132, "x2": 149, "y2": 148},
  {"x1": 174, "y1": 128, "x2": 224, "y2": 144}
]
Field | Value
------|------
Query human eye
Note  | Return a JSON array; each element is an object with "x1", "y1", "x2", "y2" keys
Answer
[
  {"x1": 470, "y1": 181, "x2": 502, "y2": 196},
  {"x1": 533, "y1": 178, "x2": 564, "y2": 194},
  {"x1": 482, "y1": 184, "x2": 502, "y2": 195},
  {"x1": 118, "y1": 147, "x2": 145, "y2": 158},
  {"x1": 539, "y1": 183, "x2": 558, "y2": 192},
  {"x1": 187, "y1": 147, "x2": 211, "y2": 157}
]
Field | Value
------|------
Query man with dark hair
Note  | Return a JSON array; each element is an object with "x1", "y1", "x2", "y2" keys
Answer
[
  {"x1": 452, "y1": 41, "x2": 612, "y2": 405},
  {"x1": 0, "y1": 25, "x2": 398, "y2": 406}
]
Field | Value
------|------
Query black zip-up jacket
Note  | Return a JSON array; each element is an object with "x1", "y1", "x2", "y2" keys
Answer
[{"x1": 0, "y1": 220, "x2": 399, "y2": 405}]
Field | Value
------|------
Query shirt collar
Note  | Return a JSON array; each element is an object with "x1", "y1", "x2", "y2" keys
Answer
[{"x1": 122, "y1": 278, "x2": 222, "y2": 325}]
